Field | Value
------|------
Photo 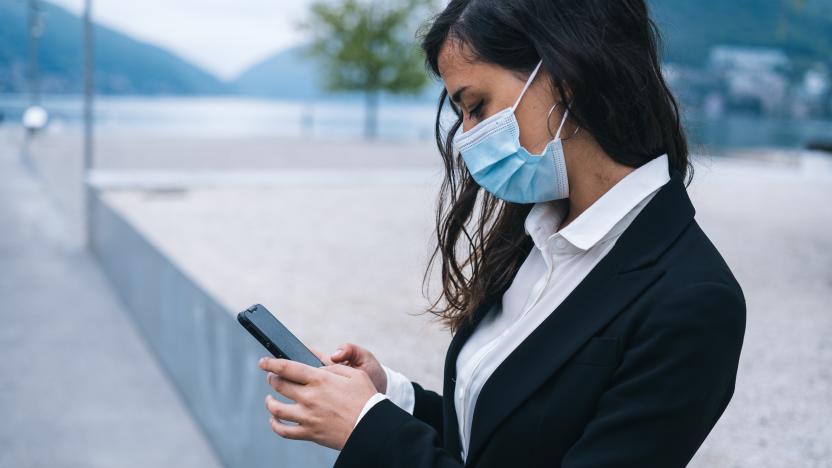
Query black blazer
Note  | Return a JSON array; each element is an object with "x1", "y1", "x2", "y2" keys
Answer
[{"x1": 335, "y1": 170, "x2": 746, "y2": 468}]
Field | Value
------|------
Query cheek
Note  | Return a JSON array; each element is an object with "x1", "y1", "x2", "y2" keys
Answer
[
  {"x1": 460, "y1": 106, "x2": 497, "y2": 133},
  {"x1": 516, "y1": 109, "x2": 551, "y2": 153},
  {"x1": 518, "y1": 132, "x2": 540, "y2": 150},
  {"x1": 461, "y1": 113, "x2": 485, "y2": 132}
]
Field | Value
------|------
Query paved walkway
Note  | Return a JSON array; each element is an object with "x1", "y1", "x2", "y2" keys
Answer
[{"x1": 0, "y1": 134, "x2": 223, "y2": 468}]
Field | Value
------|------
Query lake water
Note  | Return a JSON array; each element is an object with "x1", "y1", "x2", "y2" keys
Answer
[{"x1": 1, "y1": 94, "x2": 831, "y2": 149}]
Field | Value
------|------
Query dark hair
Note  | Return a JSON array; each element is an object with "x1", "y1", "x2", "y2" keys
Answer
[{"x1": 418, "y1": 0, "x2": 690, "y2": 333}]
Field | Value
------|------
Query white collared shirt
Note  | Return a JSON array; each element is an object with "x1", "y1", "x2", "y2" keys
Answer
[{"x1": 354, "y1": 154, "x2": 671, "y2": 462}]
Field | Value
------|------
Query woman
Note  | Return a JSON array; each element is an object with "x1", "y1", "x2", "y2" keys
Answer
[{"x1": 257, "y1": 0, "x2": 746, "y2": 466}]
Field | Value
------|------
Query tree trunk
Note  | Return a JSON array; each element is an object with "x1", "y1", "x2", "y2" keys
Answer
[{"x1": 364, "y1": 90, "x2": 379, "y2": 140}]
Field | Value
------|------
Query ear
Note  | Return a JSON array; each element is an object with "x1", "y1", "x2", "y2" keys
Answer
[{"x1": 558, "y1": 82, "x2": 574, "y2": 104}]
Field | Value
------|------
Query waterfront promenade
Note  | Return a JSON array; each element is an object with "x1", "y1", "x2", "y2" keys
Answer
[
  {"x1": 4, "y1": 127, "x2": 832, "y2": 467},
  {"x1": 0, "y1": 135, "x2": 222, "y2": 468}
]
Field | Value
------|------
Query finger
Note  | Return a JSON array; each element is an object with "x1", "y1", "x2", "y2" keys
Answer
[
  {"x1": 266, "y1": 372, "x2": 305, "y2": 401},
  {"x1": 323, "y1": 363, "x2": 356, "y2": 378},
  {"x1": 308, "y1": 346, "x2": 335, "y2": 366},
  {"x1": 259, "y1": 357, "x2": 316, "y2": 384},
  {"x1": 330, "y1": 343, "x2": 358, "y2": 364},
  {"x1": 265, "y1": 394, "x2": 305, "y2": 424},
  {"x1": 270, "y1": 415, "x2": 308, "y2": 441}
]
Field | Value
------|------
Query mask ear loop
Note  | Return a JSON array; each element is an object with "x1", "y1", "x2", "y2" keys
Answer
[
  {"x1": 550, "y1": 102, "x2": 580, "y2": 141},
  {"x1": 511, "y1": 60, "x2": 544, "y2": 112},
  {"x1": 553, "y1": 106, "x2": 571, "y2": 140}
]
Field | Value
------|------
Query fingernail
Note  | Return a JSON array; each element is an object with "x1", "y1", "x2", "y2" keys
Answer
[
  {"x1": 331, "y1": 348, "x2": 343, "y2": 357},
  {"x1": 259, "y1": 357, "x2": 267, "y2": 367}
]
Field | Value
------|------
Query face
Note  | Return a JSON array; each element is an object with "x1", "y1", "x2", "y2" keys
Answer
[{"x1": 438, "y1": 40, "x2": 561, "y2": 154}]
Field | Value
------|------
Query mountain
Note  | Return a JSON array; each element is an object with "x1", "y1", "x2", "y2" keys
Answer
[
  {"x1": 0, "y1": 0, "x2": 226, "y2": 95},
  {"x1": 231, "y1": 43, "x2": 440, "y2": 102},
  {"x1": 650, "y1": 0, "x2": 832, "y2": 69},
  {"x1": 231, "y1": 45, "x2": 324, "y2": 100},
  {"x1": 3, "y1": 0, "x2": 829, "y2": 97}
]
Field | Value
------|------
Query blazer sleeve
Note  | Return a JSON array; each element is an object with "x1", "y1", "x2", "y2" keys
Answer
[
  {"x1": 334, "y1": 398, "x2": 462, "y2": 468},
  {"x1": 411, "y1": 381, "x2": 444, "y2": 440},
  {"x1": 382, "y1": 363, "x2": 444, "y2": 437},
  {"x1": 560, "y1": 281, "x2": 747, "y2": 467}
]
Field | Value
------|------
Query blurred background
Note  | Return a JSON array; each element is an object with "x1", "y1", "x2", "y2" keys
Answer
[{"x1": 0, "y1": 0, "x2": 830, "y2": 467}]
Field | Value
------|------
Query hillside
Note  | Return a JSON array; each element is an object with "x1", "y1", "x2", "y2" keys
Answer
[
  {"x1": 651, "y1": 0, "x2": 832, "y2": 68},
  {"x1": 2, "y1": 0, "x2": 829, "y2": 97},
  {"x1": 234, "y1": 0, "x2": 832, "y2": 100},
  {"x1": 231, "y1": 45, "x2": 323, "y2": 99},
  {"x1": 0, "y1": 0, "x2": 226, "y2": 95},
  {"x1": 231, "y1": 44, "x2": 440, "y2": 102}
]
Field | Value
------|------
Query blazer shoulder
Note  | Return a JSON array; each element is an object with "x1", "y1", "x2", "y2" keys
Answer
[
  {"x1": 660, "y1": 219, "x2": 744, "y2": 300},
  {"x1": 636, "y1": 220, "x2": 747, "y2": 348}
]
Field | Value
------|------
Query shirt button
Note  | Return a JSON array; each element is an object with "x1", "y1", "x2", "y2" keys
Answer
[{"x1": 555, "y1": 239, "x2": 568, "y2": 249}]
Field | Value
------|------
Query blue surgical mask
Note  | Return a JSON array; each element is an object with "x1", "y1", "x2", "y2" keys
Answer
[{"x1": 453, "y1": 60, "x2": 571, "y2": 204}]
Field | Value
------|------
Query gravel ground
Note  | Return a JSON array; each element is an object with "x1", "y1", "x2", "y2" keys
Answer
[{"x1": 13, "y1": 128, "x2": 832, "y2": 467}]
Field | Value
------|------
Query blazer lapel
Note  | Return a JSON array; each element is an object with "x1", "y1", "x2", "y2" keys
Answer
[{"x1": 443, "y1": 170, "x2": 695, "y2": 466}]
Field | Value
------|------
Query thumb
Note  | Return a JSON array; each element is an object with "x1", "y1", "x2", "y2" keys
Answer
[{"x1": 330, "y1": 343, "x2": 357, "y2": 363}]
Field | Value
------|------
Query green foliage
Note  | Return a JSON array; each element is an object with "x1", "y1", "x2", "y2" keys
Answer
[
  {"x1": 300, "y1": 0, "x2": 436, "y2": 138},
  {"x1": 301, "y1": 0, "x2": 434, "y2": 96}
]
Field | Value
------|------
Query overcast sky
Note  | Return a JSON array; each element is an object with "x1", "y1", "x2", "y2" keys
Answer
[{"x1": 50, "y1": 0, "x2": 313, "y2": 80}]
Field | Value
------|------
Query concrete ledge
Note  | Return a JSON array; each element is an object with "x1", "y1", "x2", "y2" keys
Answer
[
  {"x1": 87, "y1": 168, "x2": 442, "y2": 191},
  {"x1": 90, "y1": 191, "x2": 338, "y2": 468}
]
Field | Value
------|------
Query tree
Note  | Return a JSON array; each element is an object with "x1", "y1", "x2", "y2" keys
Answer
[{"x1": 302, "y1": 0, "x2": 434, "y2": 140}]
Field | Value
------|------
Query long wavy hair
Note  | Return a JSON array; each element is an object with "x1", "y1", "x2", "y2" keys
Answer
[{"x1": 419, "y1": 0, "x2": 690, "y2": 333}]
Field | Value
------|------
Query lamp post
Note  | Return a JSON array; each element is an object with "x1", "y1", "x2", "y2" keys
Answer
[
  {"x1": 82, "y1": 0, "x2": 94, "y2": 247},
  {"x1": 21, "y1": 0, "x2": 46, "y2": 171},
  {"x1": 27, "y1": 0, "x2": 42, "y2": 106}
]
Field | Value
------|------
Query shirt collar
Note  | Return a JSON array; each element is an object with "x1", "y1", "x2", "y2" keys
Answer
[{"x1": 524, "y1": 154, "x2": 671, "y2": 253}]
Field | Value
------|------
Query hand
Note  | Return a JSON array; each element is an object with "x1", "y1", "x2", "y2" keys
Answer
[
  {"x1": 325, "y1": 343, "x2": 388, "y2": 393},
  {"x1": 259, "y1": 357, "x2": 377, "y2": 450}
]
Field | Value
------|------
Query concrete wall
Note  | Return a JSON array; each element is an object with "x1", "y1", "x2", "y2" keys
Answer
[{"x1": 90, "y1": 192, "x2": 338, "y2": 468}]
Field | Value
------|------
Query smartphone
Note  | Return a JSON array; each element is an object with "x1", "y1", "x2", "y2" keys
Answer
[{"x1": 237, "y1": 304, "x2": 323, "y2": 368}]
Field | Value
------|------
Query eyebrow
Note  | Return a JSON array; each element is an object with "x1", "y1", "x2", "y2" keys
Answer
[{"x1": 450, "y1": 86, "x2": 469, "y2": 104}]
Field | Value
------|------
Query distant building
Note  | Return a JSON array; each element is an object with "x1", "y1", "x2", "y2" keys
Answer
[
  {"x1": 709, "y1": 46, "x2": 790, "y2": 74},
  {"x1": 708, "y1": 46, "x2": 791, "y2": 116},
  {"x1": 792, "y1": 63, "x2": 832, "y2": 118},
  {"x1": 662, "y1": 63, "x2": 722, "y2": 115}
]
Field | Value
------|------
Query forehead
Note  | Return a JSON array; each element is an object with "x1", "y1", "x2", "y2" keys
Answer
[
  {"x1": 437, "y1": 38, "x2": 477, "y2": 80},
  {"x1": 436, "y1": 39, "x2": 523, "y2": 92}
]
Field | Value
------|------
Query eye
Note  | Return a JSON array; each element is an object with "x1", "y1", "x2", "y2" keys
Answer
[
  {"x1": 468, "y1": 100, "x2": 485, "y2": 120},
  {"x1": 448, "y1": 100, "x2": 462, "y2": 118}
]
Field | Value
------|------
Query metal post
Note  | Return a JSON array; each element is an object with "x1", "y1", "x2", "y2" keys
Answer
[
  {"x1": 21, "y1": 0, "x2": 41, "y2": 166},
  {"x1": 27, "y1": 0, "x2": 42, "y2": 106},
  {"x1": 82, "y1": 0, "x2": 94, "y2": 247}
]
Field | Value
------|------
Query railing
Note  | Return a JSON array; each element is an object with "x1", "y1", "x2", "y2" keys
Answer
[{"x1": 89, "y1": 190, "x2": 338, "y2": 468}]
